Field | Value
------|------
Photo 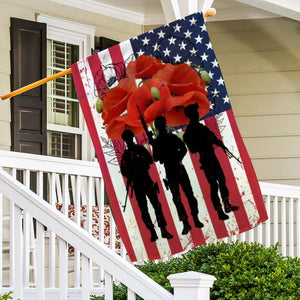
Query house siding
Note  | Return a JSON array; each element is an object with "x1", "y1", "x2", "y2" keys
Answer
[
  {"x1": 207, "y1": 17, "x2": 300, "y2": 186},
  {"x1": 0, "y1": 2, "x2": 299, "y2": 186},
  {"x1": 0, "y1": 0, "x2": 143, "y2": 152}
]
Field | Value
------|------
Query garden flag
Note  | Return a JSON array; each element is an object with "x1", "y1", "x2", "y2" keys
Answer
[{"x1": 71, "y1": 12, "x2": 268, "y2": 262}]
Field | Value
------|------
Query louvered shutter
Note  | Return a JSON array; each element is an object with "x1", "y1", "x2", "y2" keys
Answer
[{"x1": 10, "y1": 18, "x2": 47, "y2": 155}]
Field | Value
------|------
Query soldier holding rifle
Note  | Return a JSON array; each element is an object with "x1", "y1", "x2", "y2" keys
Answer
[
  {"x1": 183, "y1": 103, "x2": 239, "y2": 220},
  {"x1": 120, "y1": 129, "x2": 173, "y2": 242},
  {"x1": 137, "y1": 106, "x2": 204, "y2": 235}
]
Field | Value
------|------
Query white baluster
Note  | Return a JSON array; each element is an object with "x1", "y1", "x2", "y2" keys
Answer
[
  {"x1": 59, "y1": 238, "x2": 68, "y2": 300},
  {"x1": 288, "y1": 197, "x2": 294, "y2": 257},
  {"x1": 127, "y1": 287, "x2": 136, "y2": 300},
  {"x1": 48, "y1": 172, "x2": 56, "y2": 287},
  {"x1": 104, "y1": 271, "x2": 113, "y2": 300},
  {"x1": 0, "y1": 188, "x2": 3, "y2": 287},
  {"x1": 36, "y1": 171, "x2": 45, "y2": 299},
  {"x1": 14, "y1": 205, "x2": 23, "y2": 299},
  {"x1": 36, "y1": 221, "x2": 45, "y2": 300},
  {"x1": 74, "y1": 175, "x2": 81, "y2": 288},
  {"x1": 265, "y1": 195, "x2": 271, "y2": 248},
  {"x1": 23, "y1": 170, "x2": 31, "y2": 287},
  {"x1": 281, "y1": 197, "x2": 286, "y2": 256},
  {"x1": 297, "y1": 196, "x2": 300, "y2": 257},
  {"x1": 273, "y1": 196, "x2": 279, "y2": 246},
  {"x1": 82, "y1": 254, "x2": 92, "y2": 300}
]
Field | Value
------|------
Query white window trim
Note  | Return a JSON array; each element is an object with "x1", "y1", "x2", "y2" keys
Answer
[
  {"x1": 37, "y1": 14, "x2": 95, "y2": 57},
  {"x1": 37, "y1": 14, "x2": 96, "y2": 161}
]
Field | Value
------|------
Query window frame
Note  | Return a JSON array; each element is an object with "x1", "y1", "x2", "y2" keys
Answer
[{"x1": 37, "y1": 14, "x2": 95, "y2": 160}]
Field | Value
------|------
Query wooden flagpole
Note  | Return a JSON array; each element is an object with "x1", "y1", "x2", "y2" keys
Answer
[
  {"x1": 0, "y1": 8, "x2": 216, "y2": 102},
  {"x1": 0, "y1": 68, "x2": 71, "y2": 101}
]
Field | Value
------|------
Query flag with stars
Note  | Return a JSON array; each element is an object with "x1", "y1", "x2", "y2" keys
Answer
[{"x1": 71, "y1": 12, "x2": 268, "y2": 262}]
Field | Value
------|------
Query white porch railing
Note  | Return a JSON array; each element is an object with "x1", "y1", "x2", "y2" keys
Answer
[
  {"x1": 222, "y1": 181, "x2": 300, "y2": 258},
  {"x1": 0, "y1": 150, "x2": 217, "y2": 299},
  {"x1": 0, "y1": 150, "x2": 299, "y2": 298}
]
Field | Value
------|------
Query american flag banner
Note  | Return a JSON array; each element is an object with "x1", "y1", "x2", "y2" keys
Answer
[{"x1": 71, "y1": 12, "x2": 268, "y2": 262}]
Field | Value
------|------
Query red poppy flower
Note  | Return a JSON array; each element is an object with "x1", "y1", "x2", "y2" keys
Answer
[
  {"x1": 102, "y1": 78, "x2": 137, "y2": 125},
  {"x1": 164, "y1": 91, "x2": 210, "y2": 126},
  {"x1": 106, "y1": 115, "x2": 144, "y2": 140},
  {"x1": 126, "y1": 78, "x2": 173, "y2": 126},
  {"x1": 126, "y1": 55, "x2": 164, "y2": 79},
  {"x1": 154, "y1": 63, "x2": 207, "y2": 96}
]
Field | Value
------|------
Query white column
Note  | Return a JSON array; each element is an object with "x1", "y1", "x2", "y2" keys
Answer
[{"x1": 168, "y1": 271, "x2": 216, "y2": 300}]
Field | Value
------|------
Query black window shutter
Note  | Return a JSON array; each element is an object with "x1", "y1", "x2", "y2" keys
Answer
[
  {"x1": 94, "y1": 36, "x2": 119, "y2": 52},
  {"x1": 10, "y1": 18, "x2": 47, "y2": 155}
]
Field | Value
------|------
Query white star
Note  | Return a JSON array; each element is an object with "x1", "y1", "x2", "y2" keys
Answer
[
  {"x1": 206, "y1": 41, "x2": 213, "y2": 50},
  {"x1": 189, "y1": 17, "x2": 197, "y2": 26},
  {"x1": 136, "y1": 49, "x2": 144, "y2": 56},
  {"x1": 173, "y1": 23, "x2": 181, "y2": 32},
  {"x1": 132, "y1": 36, "x2": 138, "y2": 40},
  {"x1": 201, "y1": 53, "x2": 209, "y2": 61},
  {"x1": 210, "y1": 103, "x2": 215, "y2": 110},
  {"x1": 189, "y1": 47, "x2": 197, "y2": 55},
  {"x1": 217, "y1": 77, "x2": 224, "y2": 85},
  {"x1": 163, "y1": 48, "x2": 171, "y2": 56},
  {"x1": 212, "y1": 88, "x2": 219, "y2": 97},
  {"x1": 185, "y1": 59, "x2": 192, "y2": 65},
  {"x1": 200, "y1": 24, "x2": 206, "y2": 32},
  {"x1": 142, "y1": 36, "x2": 150, "y2": 45},
  {"x1": 179, "y1": 41, "x2": 187, "y2": 50},
  {"x1": 195, "y1": 35, "x2": 203, "y2": 44},
  {"x1": 223, "y1": 95, "x2": 230, "y2": 103},
  {"x1": 208, "y1": 70, "x2": 214, "y2": 79},
  {"x1": 168, "y1": 37, "x2": 177, "y2": 44},
  {"x1": 153, "y1": 43, "x2": 160, "y2": 51},
  {"x1": 173, "y1": 54, "x2": 182, "y2": 63},
  {"x1": 157, "y1": 30, "x2": 165, "y2": 38},
  {"x1": 184, "y1": 30, "x2": 192, "y2": 38},
  {"x1": 211, "y1": 59, "x2": 219, "y2": 68}
]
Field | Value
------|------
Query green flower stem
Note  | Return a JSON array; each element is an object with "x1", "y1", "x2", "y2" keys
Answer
[{"x1": 138, "y1": 80, "x2": 161, "y2": 100}]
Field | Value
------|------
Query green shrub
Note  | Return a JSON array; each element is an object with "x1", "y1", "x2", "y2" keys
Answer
[
  {"x1": 0, "y1": 292, "x2": 13, "y2": 300},
  {"x1": 91, "y1": 241, "x2": 300, "y2": 299}
]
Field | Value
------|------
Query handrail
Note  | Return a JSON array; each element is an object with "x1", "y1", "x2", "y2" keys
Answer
[
  {"x1": 0, "y1": 168, "x2": 173, "y2": 300},
  {"x1": 0, "y1": 150, "x2": 101, "y2": 177}
]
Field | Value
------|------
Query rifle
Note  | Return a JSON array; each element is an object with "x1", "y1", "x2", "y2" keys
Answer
[
  {"x1": 136, "y1": 105, "x2": 154, "y2": 145},
  {"x1": 223, "y1": 146, "x2": 242, "y2": 164},
  {"x1": 122, "y1": 179, "x2": 133, "y2": 212}
]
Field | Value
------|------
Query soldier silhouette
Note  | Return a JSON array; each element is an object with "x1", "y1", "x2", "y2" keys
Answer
[
  {"x1": 183, "y1": 103, "x2": 239, "y2": 220},
  {"x1": 151, "y1": 116, "x2": 204, "y2": 235},
  {"x1": 120, "y1": 129, "x2": 173, "y2": 242}
]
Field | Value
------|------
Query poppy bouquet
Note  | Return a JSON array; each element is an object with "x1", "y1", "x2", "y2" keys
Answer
[{"x1": 97, "y1": 55, "x2": 210, "y2": 139}]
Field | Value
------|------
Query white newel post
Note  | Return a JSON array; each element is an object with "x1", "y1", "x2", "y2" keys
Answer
[{"x1": 168, "y1": 271, "x2": 216, "y2": 300}]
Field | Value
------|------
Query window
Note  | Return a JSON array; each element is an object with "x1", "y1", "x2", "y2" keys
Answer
[{"x1": 37, "y1": 14, "x2": 95, "y2": 160}]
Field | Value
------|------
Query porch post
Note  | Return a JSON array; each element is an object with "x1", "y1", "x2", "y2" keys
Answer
[{"x1": 168, "y1": 271, "x2": 216, "y2": 300}]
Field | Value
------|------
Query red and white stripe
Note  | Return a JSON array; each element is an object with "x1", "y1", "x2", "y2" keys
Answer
[{"x1": 71, "y1": 42, "x2": 268, "y2": 262}]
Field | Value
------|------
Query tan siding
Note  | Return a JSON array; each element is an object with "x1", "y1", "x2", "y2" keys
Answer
[
  {"x1": 207, "y1": 18, "x2": 300, "y2": 186},
  {"x1": 244, "y1": 136, "x2": 300, "y2": 158},
  {"x1": 207, "y1": 18, "x2": 300, "y2": 53},
  {"x1": 217, "y1": 50, "x2": 300, "y2": 74},
  {"x1": 0, "y1": 25, "x2": 10, "y2": 51},
  {"x1": 0, "y1": 0, "x2": 144, "y2": 152},
  {"x1": 230, "y1": 93, "x2": 300, "y2": 116},
  {"x1": 225, "y1": 71, "x2": 299, "y2": 95},
  {"x1": 0, "y1": 121, "x2": 11, "y2": 149},
  {"x1": 253, "y1": 158, "x2": 300, "y2": 181},
  {"x1": 236, "y1": 114, "x2": 300, "y2": 137},
  {"x1": 0, "y1": 49, "x2": 10, "y2": 75}
]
